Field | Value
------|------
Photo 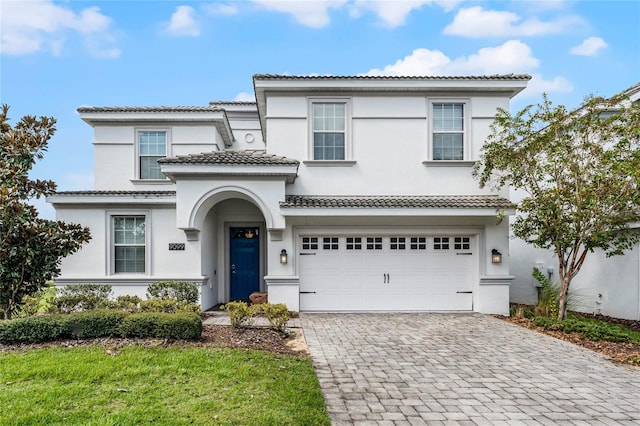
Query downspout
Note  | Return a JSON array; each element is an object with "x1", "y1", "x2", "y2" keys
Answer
[{"x1": 637, "y1": 245, "x2": 640, "y2": 321}]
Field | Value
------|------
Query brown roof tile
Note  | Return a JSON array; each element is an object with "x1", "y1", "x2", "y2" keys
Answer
[
  {"x1": 159, "y1": 150, "x2": 299, "y2": 166},
  {"x1": 280, "y1": 195, "x2": 514, "y2": 209}
]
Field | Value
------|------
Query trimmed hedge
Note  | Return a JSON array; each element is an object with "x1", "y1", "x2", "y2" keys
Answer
[
  {"x1": 67, "y1": 310, "x2": 128, "y2": 339},
  {"x1": 120, "y1": 312, "x2": 202, "y2": 339},
  {"x1": 0, "y1": 311, "x2": 202, "y2": 344},
  {"x1": 0, "y1": 315, "x2": 70, "y2": 343}
]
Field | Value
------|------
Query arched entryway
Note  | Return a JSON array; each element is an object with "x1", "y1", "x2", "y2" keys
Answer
[{"x1": 198, "y1": 197, "x2": 267, "y2": 309}]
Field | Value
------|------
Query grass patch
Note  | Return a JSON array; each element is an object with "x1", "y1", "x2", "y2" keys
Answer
[
  {"x1": 532, "y1": 314, "x2": 640, "y2": 344},
  {"x1": 0, "y1": 346, "x2": 329, "y2": 425}
]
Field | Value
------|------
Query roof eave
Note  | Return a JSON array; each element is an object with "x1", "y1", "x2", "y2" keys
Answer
[
  {"x1": 281, "y1": 207, "x2": 515, "y2": 217},
  {"x1": 160, "y1": 164, "x2": 299, "y2": 183},
  {"x1": 47, "y1": 193, "x2": 177, "y2": 205}
]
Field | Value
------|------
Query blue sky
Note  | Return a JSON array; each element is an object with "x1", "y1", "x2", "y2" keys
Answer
[{"x1": 1, "y1": 0, "x2": 639, "y2": 219}]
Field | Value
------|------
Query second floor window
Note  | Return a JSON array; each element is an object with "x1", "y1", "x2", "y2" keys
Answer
[
  {"x1": 139, "y1": 131, "x2": 166, "y2": 179},
  {"x1": 313, "y1": 103, "x2": 346, "y2": 160},
  {"x1": 432, "y1": 103, "x2": 464, "y2": 161}
]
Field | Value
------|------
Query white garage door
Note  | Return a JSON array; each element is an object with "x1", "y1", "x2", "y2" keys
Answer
[{"x1": 299, "y1": 234, "x2": 476, "y2": 311}]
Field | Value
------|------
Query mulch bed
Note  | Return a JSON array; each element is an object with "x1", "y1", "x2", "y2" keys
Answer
[
  {"x1": 502, "y1": 316, "x2": 640, "y2": 366},
  {"x1": 0, "y1": 325, "x2": 303, "y2": 357}
]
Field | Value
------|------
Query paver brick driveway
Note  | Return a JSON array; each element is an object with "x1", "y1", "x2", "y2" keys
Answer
[{"x1": 301, "y1": 313, "x2": 640, "y2": 425}]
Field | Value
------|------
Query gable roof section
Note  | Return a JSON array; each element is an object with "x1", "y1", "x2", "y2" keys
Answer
[
  {"x1": 159, "y1": 150, "x2": 299, "y2": 183},
  {"x1": 77, "y1": 106, "x2": 235, "y2": 147},
  {"x1": 280, "y1": 195, "x2": 514, "y2": 217}
]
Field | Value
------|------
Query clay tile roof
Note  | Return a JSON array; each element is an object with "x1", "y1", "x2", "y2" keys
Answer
[
  {"x1": 254, "y1": 74, "x2": 532, "y2": 81},
  {"x1": 158, "y1": 150, "x2": 300, "y2": 166},
  {"x1": 280, "y1": 195, "x2": 515, "y2": 209},
  {"x1": 76, "y1": 106, "x2": 224, "y2": 113},
  {"x1": 52, "y1": 190, "x2": 176, "y2": 196}
]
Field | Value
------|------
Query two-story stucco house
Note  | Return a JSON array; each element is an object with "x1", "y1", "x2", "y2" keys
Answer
[{"x1": 48, "y1": 74, "x2": 530, "y2": 314}]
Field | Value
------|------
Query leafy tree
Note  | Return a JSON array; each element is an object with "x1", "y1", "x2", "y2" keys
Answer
[
  {"x1": 474, "y1": 94, "x2": 640, "y2": 320},
  {"x1": 1, "y1": 105, "x2": 91, "y2": 319}
]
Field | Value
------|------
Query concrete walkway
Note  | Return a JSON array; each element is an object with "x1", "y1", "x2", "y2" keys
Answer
[{"x1": 301, "y1": 313, "x2": 640, "y2": 425}]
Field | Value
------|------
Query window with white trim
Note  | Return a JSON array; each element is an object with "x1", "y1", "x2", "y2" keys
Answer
[
  {"x1": 432, "y1": 103, "x2": 465, "y2": 160},
  {"x1": 113, "y1": 216, "x2": 146, "y2": 273},
  {"x1": 138, "y1": 130, "x2": 167, "y2": 179},
  {"x1": 311, "y1": 101, "x2": 348, "y2": 160}
]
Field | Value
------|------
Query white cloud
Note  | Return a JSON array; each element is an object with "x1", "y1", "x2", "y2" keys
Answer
[
  {"x1": 202, "y1": 3, "x2": 239, "y2": 15},
  {"x1": 0, "y1": 0, "x2": 119, "y2": 57},
  {"x1": 252, "y1": 0, "x2": 456, "y2": 28},
  {"x1": 350, "y1": 0, "x2": 434, "y2": 28},
  {"x1": 233, "y1": 92, "x2": 256, "y2": 102},
  {"x1": 166, "y1": 5, "x2": 200, "y2": 37},
  {"x1": 365, "y1": 40, "x2": 571, "y2": 98},
  {"x1": 518, "y1": 74, "x2": 573, "y2": 98},
  {"x1": 569, "y1": 36, "x2": 607, "y2": 56},
  {"x1": 366, "y1": 40, "x2": 538, "y2": 76},
  {"x1": 251, "y1": 0, "x2": 348, "y2": 28},
  {"x1": 443, "y1": 6, "x2": 583, "y2": 37}
]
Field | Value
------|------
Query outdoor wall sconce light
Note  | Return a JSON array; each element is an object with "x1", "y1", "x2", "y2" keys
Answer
[
  {"x1": 280, "y1": 249, "x2": 288, "y2": 264},
  {"x1": 491, "y1": 249, "x2": 502, "y2": 264}
]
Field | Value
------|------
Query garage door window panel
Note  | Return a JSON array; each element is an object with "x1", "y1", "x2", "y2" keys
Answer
[
  {"x1": 346, "y1": 237, "x2": 362, "y2": 250},
  {"x1": 323, "y1": 237, "x2": 339, "y2": 250},
  {"x1": 433, "y1": 237, "x2": 450, "y2": 250},
  {"x1": 302, "y1": 237, "x2": 319, "y2": 250},
  {"x1": 390, "y1": 237, "x2": 406, "y2": 250},
  {"x1": 366, "y1": 237, "x2": 383, "y2": 250},
  {"x1": 411, "y1": 237, "x2": 427, "y2": 250}
]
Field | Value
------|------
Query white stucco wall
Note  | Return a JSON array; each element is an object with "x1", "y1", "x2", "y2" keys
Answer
[
  {"x1": 92, "y1": 123, "x2": 224, "y2": 190},
  {"x1": 53, "y1": 204, "x2": 205, "y2": 299},
  {"x1": 264, "y1": 93, "x2": 509, "y2": 199}
]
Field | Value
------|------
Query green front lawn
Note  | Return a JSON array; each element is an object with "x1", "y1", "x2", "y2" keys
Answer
[{"x1": 0, "y1": 346, "x2": 330, "y2": 425}]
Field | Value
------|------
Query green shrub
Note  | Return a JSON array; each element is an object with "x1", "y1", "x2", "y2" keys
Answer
[
  {"x1": 0, "y1": 311, "x2": 202, "y2": 343},
  {"x1": 533, "y1": 269, "x2": 559, "y2": 318},
  {"x1": 260, "y1": 303, "x2": 290, "y2": 332},
  {"x1": 0, "y1": 315, "x2": 70, "y2": 344},
  {"x1": 147, "y1": 281, "x2": 199, "y2": 304},
  {"x1": 67, "y1": 310, "x2": 128, "y2": 339},
  {"x1": 54, "y1": 284, "x2": 114, "y2": 313},
  {"x1": 17, "y1": 286, "x2": 57, "y2": 318},
  {"x1": 119, "y1": 312, "x2": 202, "y2": 339},
  {"x1": 177, "y1": 300, "x2": 201, "y2": 313},
  {"x1": 532, "y1": 316, "x2": 639, "y2": 343},
  {"x1": 115, "y1": 295, "x2": 142, "y2": 313},
  {"x1": 226, "y1": 301, "x2": 257, "y2": 328},
  {"x1": 509, "y1": 304, "x2": 534, "y2": 319},
  {"x1": 139, "y1": 298, "x2": 200, "y2": 314}
]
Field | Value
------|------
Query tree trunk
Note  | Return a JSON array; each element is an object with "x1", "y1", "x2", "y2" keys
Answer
[{"x1": 557, "y1": 274, "x2": 572, "y2": 320}]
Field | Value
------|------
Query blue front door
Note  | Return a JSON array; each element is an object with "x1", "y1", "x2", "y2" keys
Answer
[{"x1": 230, "y1": 227, "x2": 260, "y2": 301}]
